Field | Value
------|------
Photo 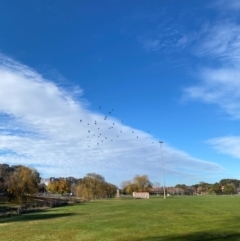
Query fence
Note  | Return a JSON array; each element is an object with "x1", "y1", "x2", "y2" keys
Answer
[{"x1": 0, "y1": 195, "x2": 80, "y2": 218}]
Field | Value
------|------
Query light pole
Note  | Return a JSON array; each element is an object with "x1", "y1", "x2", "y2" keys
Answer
[{"x1": 159, "y1": 141, "x2": 166, "y2": 199}]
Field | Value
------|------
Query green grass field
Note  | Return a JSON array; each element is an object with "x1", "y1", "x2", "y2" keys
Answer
[{"x1": 1, "y1": 196, "x2": 240, "y2": 241}]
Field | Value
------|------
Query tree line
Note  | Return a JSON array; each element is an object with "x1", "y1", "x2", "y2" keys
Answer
[
  {"x1": 1, "y1": 163, "x2": 239, "y2": 203},
  {"x1": 191, "y1": 179, "x2": 240, "y2": 195},
  {"x1": 122, "y1": 178, "x2": 240, "y2": 195},
  {"x1": 0, "y1": 164, "x2": 117, "y2": 202}
]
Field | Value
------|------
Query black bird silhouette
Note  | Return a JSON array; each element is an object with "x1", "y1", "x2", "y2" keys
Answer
[
  {"x1": 99, "y1": 106, "x2": 101, "y2": 109},
  {"x1": 80, "y1": 119, "x2": 82, "y2": 122}
]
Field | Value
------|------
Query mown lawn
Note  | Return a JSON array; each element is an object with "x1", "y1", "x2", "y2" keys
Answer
[{"x1": 1, "y1": 195, "x2": 240, "y2": 241}]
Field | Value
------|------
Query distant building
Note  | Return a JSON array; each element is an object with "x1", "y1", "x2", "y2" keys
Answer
[{"x1": 40, "y1": 178, "x2": 50, "y2": 186}]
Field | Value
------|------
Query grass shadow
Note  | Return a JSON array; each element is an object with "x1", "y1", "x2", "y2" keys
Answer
[
  {"x1": 0, "y1": 209, "x2": 78, "y2": 223},
  {"x1": 131, "y1": 231, "x2": 240, "y2": 241}
]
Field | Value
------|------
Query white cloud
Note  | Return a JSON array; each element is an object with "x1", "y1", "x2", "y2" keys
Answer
[
  {"x1": 184, "y1": 20, "x2": 240, "y2": 119},
  {"x1": 207, "y1": 136, "x2": 240, "y2": 159},
  {"x1": 0, "y1": 54, "x2": 223, "y2": 185},
  {"x1": 195, "y1": 22, "x2": 240, "y2": 65},
  {"x1": 184, "y1": 67, "x2": 240, "y2": 119}
]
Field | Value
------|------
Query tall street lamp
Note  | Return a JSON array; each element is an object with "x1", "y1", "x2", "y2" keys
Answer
[{"x1": 159, "y1": 141, "x2": 166, "y2": 199}]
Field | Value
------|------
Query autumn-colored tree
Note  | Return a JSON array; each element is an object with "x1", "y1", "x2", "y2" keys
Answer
[
  {"x1": 76, "y1": 173, "x2": 117, "y2": 200},
  {"x1": 7, "y1": 165, "x2": 40, "y2": 202},
  {"x1": 121, "y1": 180, "x2": 131, "y2": 194},
  {"x1": 103, "y1": 182, "x2": 118, "y2": 197},
  {"x1": 47, "y1": 179, "x2": 70, "y2": 195},
  {"x1": 76, "y1": 182, "x2": 93, "y2": 200},
  {"x1": 125, "y1": 183, "x2": 139, "y2": 194},
  {"x1": 122, "y1": 175, "x2": 152, "y2": 194},
  {"x1": 133, "y1": 175, "x2": 152, "y2": 192}
]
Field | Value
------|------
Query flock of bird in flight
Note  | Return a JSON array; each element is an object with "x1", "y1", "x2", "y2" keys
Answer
[{"x1": 80, "y1": 106, "x2": 158, "y2": 148}]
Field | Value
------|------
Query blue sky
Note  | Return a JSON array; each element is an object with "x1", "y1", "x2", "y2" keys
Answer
[{"x1": 0, "y1": 0, "x2": 240, "y2": 187}]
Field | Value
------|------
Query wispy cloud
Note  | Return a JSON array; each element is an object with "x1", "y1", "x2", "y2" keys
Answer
[
  {"x1": 184, "y1": 19, "x2": 240, "y2": 119},
  {"x1": 212, "y1": 0, "x2": 240, "y2": 11},
  {"x1": 0, "y1": 54, "x2": 223, "y2": 184},
  {"x1": 139, "y1": 27, "x2": 196, "y2": 54},
  {"x1": 179, "y1": 7, "x2": 240, "y2": 164},
  {"x1": 207, "y1": 136, "x2": 240, "y2": 159},
  {"x1": 194, "y1": 22, "x2": 240, "y2": 65},
  {"x1": 184, "y1": 67, "x2": 240, "y2": 119}
]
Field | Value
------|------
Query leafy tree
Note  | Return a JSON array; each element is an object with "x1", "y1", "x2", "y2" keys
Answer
[
  {"x1": 76, "y1": 173, "x2": 117, "y2": 200},
  {"x1": 103, "y1": 182, "x2": 117, "y2": 197},
  {"x1": 175, "y1": 184, "x2": 187, "y2": 190},
  {"x1": 133, "y1": 175, "x2": 152, "y2": 192},
  {"x1": 197, "y1": 181, "x2": 210, "y2": 194},
  {"x1": 209, "y1": 183, "x2": 222, "y2": 195},
  {"x1": 121, "y1": 180, "x2": 132, "y2": 194},
  {"x1": 125, "y1": 183, "x2": 139, "y2": 194},
  {"x1": 47, "y1": 179, "x2": 70, "y2": 195},
  {"x1": 7, "y1": 165, "x2": 40, "y2": 202},
  {"x1": 219, "y1": 179, "x2": 240, "y2": 190},
  {"x1": 122, "y1": 175, "x2": 152, "y2": 194},
  {"x1": 223, "y1": 184, "x2": 236, "y2": 194},
  {"x1": 0, "y1": 164, "x2": 12, "y2": 193},
  {"x1": 76, "y1": 182, "x2": 92, "y2": 199}
]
